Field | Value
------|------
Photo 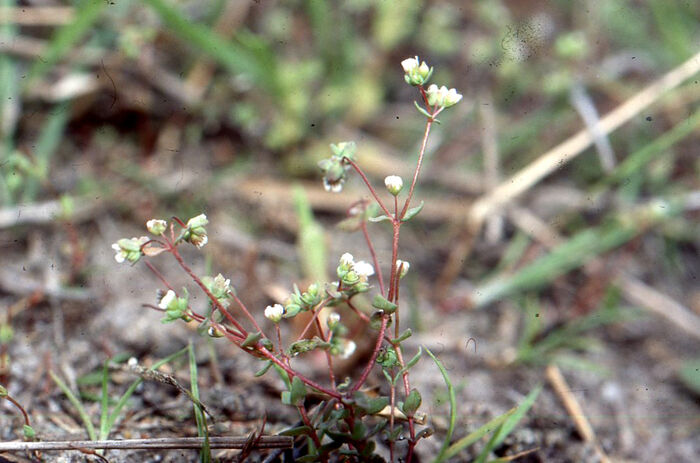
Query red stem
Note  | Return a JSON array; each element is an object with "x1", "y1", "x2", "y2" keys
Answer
[
  {"x1": 360, "y1": 221, "x2": 385, "y2": 296},
  {"x1": 400, "y1": 119, "x2": 433, "y2": 219},
  {"x1": 5, "y1": 395, "x2": 31, "y2": 427},
  {"x1": 170, "y1": 246, "x2": 249, "y2": 337},
  {"x1": 350, "y1": 316, "x2": 388, "y2": 394},
  {"x1": 346, "y1": 159, "x2": 393, "y2": 219},
  {"x1": 230, "y1": 292, "x2": 266, "y2": 337}
]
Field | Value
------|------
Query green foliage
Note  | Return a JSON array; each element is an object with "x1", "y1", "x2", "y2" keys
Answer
[
  {"x1": 679, "y1": 359, "x2": 700, "y2": 396},
  {"x1": 51, "y1": 347, "x2": 189, "y2": 442},
  {"x1": 516, "y1": 290, "x2": 636, "y2": 368}
]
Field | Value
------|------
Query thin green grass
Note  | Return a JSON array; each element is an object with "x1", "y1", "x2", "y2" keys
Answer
[
  {"x1": 26, "y1": 0, "x2": 106, "y2": 85},
  {"x1": 51, "y1": 346, "x2": 189, "y2": 443},
  {"x1": 144, "y1": 0, "x2": 280, "y2": 97},
  {"x1": 188, "y1": 343, "x2": 211, "y2": 463}
]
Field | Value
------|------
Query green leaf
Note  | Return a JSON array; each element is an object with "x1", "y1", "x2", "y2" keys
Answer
[
  {"x1": 413, "y1": 101, "x2": 433, "y2": 119},
  {"x1": 23, "y1": 425, "x2": 35, "y2": 440},
  {"x1": 369, "y1": 214, "x2": 393, "y2": 223},
  {"x1": 401, "y1": 201, "x2": 424, "y2": 222},
  {"x1": 372, "y1": 294, "x2": 397, "y2": 314},
  {"x1": 402, "y1": 389, "x2": 422, "y2": 416},
  {"x1": 289, "y1": 376, "x2": 307, "y2": 406},
  {"x1": 396, "y1": 347, "x2": 423, "y2": 378},
  {"x1": 241, "y1": 331, "x2": 263, "y2": 349},
  {"x1": 425, "y1": 348, "x2": 455, "y2": 463},
  {"x1": 254, "y1": 360, "x2": 273, "y2": 377},
  {"x1": 392, "y1": 328, "x2": 413, "y2": 344}
]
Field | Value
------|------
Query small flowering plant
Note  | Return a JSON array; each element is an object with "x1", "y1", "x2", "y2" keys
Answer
[{"x1": 113, "y1": 56, "x2": 461, "y2": 462}]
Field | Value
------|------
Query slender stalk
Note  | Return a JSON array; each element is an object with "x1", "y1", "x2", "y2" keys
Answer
[
  {"x1": 230, "y1": 292, "x2": 266, "y2": 337},
  {"x1": 360, "y1": 221, "x2": 385, "y2": 296},
  {"x1": 346, "y1": 159, "x2": 393, "y2": 219},
  {"x1": 400, "y1": 119, "x2": 433, "y2": 219},
  {"x1": 314, "y1": 317, "x2": 336, "y2": 388},
  {"x1": 257, "y1": 346, "x2": 342, "y2": 400},
  {"x1": 350, "y1": 316, "x2": 388, "y2": 394},
  {"x1": 4, "y1": 394, "x2": 31, "y2": 427},
  {"x1": 170, "y1": 246, "x2": 249, "y2": 337},
  {"x1": 297, "y1": 405, "x2": 323, "y2": 452},
  {"x1": 143, "y1": 261, "x2": 174, "y2": 291}
]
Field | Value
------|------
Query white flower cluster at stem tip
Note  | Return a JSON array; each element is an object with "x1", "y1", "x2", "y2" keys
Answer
[{"x1": 426, "y1": 84, "x2": 462, "y2": 108}]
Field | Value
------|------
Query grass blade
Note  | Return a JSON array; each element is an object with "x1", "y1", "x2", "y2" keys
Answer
[
  {"x1": 50, "y1": 370, "x2": 96, "y2": 441},
  {"x1": 144, "y1": 0, "x2": 280, "y2": 97},
  {"x1": 441, "y1": 409, "x2": 515, "y2": 461},
  {"x1": 98, "y1": 361, "x2": 110, "y2": 441},
  {"x1": 425, "y1": 348, "x2": 457, "y2": 463},
  {"x1": 105, "y1": 346, "x2": 189, "y2": 434},
  {"x1": 22, "y1": 102, "x2": 70, "y2": 201},
  {"x1": 26, "y1": 0, "x2": 106, "y2": 85},
  {"x1": 475, "y1": 385, "x2": 542, "y2": 463},
  {"x1": 473, "y1": 196, "x2": 684, "y2": 307},
  {"x1": 188, "y1": 343, "x2": 210, "y2": 463}
]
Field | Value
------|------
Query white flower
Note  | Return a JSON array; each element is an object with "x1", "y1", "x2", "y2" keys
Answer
[
  {"x1": 426, "y1": 84, "x2": 462, "y2": 108},
  {"x1": 194, "y1": 235, "x2": 208, "y2": 248},
  {"x1": 112, "y1": 236, "x2": 149, "y2": 264},
  {"x1": 396, "y1": 259, "x2": 410, "y2": 279},
  {"x1": 384, "y1": 175, "x2": 404, "y2": 196},
  {"x1": 340, "y1": 253, "x2": 355, "y2": 266},
  {"x1": 323, "y1": 177, "x2": 344, "y2": 193},
  {"x1": 340, "y1": 340, "x2": 357, "y2": 359},
  {"x1": 401, "y1": 56, "x2": 419, "y2": 73},
  {"x1": 354, "y1": 261, "x2": 375, "y2": 277},
  {"x1": 112, "y1": 242, "x2": 126, "y2": 263},
  {"x1": 264, "y1": 304, "x2": 285, "y2": 323},
  {"x1": 327, "y1": 312, "x2": 340, "y2": 328},
  {"x1": 158, "y1": 290, "x2": 177, "y2": 309},
  {"x1": 444, "y1": 87, "x2": 463, "y2": 107},
  {"x1": 146, "y1": 219, "x2": 167, "y2": 236}
]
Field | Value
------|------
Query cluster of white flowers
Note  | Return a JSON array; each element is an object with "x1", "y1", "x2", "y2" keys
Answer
[
  {"x1": 400, "y1": 56, "x2": 462, "y2": 109},
  {"x1": 401, "y1": 56, "x2": 432, "y2": 86},
  {"x1": 426, "y1": 84, "x2": 462, "y2": 108}
]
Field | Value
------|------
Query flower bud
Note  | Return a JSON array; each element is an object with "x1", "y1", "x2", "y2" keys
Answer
[
  {"x1": 146, "y1": 219, "x2": 167, "y2": 236},
  {"x1": 158, "y1": 290, "x2": 177, "y2": 310},
  {"x1": 384, "y1": 175, "x2": 404, "y2": 196},
  {"x1": 207, "y1": 326, "x2": 225, "y2": 338},
  {"x1": 264, "y1": 304, "x2": 285, "y2": 323},
  {"x1": 327, "y1": 312, "x2": 340, "y2": 329},
  {"x1": 184, "y1": 214, "x2": 208, "y2": 248},
  {"x1": 396, "y1": 259, "x2": 410, "y2": 279},
  {"x1": 340, "y1": 339, "x2": 356, "y2": 359}
]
